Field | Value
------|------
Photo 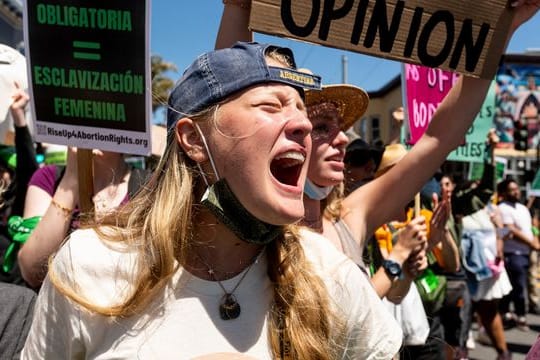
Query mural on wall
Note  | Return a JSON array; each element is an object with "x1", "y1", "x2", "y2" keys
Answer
[{"x1": 495, "y1": 62, "x2": 540, "y2": 149}]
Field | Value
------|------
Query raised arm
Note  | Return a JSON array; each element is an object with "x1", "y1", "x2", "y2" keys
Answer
[
  {"x1": 343, "y1": 2, "x2": 539, "y2": 239},
  {"x1": 215, "y1": 0, "x2": 253, "y2": 49},
  {"x1": 10, "y1": 84, "x2": 39, "y2": 216},
  {"x1": 18, "y1": 149, "x2": 78, "y2": 288}
]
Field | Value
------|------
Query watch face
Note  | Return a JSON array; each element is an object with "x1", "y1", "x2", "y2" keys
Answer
[
  {"x1": 388, "y1": 263, "x2": 400, "y2": 275},
  {"x1": 383, "y1": 260, "x2": 402, "y2": 277}
]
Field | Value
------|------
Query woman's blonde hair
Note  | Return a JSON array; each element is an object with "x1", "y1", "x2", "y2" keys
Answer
[
  {"x1": 49, "y1": 95, "x2": 345, "y2": 358},
  {"x1": 323, "y1": 182, "x2": 345, "y2": 222}
]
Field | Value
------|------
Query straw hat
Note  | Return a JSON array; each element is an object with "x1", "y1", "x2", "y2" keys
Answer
[
  {"x1": 375, "y1": 143, "x2": 408, "y2": 178},
  {"x1": 305, "y1": 84, "x2": 369, "y2": 132}
]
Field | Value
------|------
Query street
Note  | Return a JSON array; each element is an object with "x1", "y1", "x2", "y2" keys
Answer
[{"x1": 469, "y1": 313, "x2": 540, "y2": 359}]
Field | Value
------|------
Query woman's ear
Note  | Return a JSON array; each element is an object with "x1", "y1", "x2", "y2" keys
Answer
[{"x1": 174, "y1": 118, "x2": 208, "y2": 162}]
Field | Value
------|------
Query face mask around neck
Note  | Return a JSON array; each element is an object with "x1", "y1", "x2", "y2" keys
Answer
[
  {"x1": 194, "y1": 124, "x2": 281, "y2": 245},
  {"x1": 200, "y1": 179, "x2": 282, "y2": 245},
  {"x1": 304, "y1": 178, "x2": 334, "y2": 200}
]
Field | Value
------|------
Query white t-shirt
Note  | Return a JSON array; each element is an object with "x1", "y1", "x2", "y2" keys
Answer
[
  {"x1": 22, "y1": 228, "x2": 402, "y2": 360},
  {"x1": 499, "y1": 201, "x2": 533, "y2": 255}
]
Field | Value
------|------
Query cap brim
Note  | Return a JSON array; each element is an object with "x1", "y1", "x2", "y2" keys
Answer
[{"x1": 305, "y1": 84, "x2": 369, "y2": 131}]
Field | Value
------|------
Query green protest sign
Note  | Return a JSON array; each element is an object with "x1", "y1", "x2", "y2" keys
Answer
[
  {"x1": 468, "y1": 156, "x2": 507, "y2": 182},
  {"x1": 447, "y1": 81, "x2": 495, "y2": 162},
  {"x1": 529, "y1": 169, "x2": 540, "y2": 197},
  {"x1": 24, "y1": 1, "x2": 151, "y2": 155}
]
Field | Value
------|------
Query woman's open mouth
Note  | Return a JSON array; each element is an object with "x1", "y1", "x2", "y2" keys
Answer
[{"x1": 270, "y1": 151, "x2": 305, "y2": 188}]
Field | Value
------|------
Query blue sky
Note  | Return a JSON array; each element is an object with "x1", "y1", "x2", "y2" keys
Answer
[{"x1": 151, "y1": 1, "x2": 540, "y2": 93}]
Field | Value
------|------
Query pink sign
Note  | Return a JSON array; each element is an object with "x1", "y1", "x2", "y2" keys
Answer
[{"x1": 404, "y1": 64, "x2": 460, "y2": 144}]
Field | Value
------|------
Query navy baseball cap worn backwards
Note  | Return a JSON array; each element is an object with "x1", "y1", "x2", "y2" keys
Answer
[{"x1": 167, "y1": 41, "x2": 322, "y2": 131}]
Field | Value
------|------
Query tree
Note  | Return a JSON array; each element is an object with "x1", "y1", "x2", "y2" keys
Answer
[{"x1": 151, "y1": 55, "x2": 177, "y2": 117}]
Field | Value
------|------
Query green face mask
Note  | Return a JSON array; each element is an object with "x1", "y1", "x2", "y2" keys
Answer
[{"x1": 201, "y1": 179, "x2": 282, "y2": 245}]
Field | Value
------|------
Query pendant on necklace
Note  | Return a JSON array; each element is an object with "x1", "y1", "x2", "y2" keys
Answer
[{"x1": 219, "y1": 293, "x2": 241, "y2": 320}]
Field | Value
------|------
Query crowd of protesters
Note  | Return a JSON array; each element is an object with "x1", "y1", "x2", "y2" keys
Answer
[{"x1": 0, "y1": 1, "x2": 539, "y2": 359}]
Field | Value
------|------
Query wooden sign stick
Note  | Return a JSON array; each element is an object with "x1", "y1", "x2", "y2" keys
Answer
[{"x1": 77, "y1": 149, "x2": 94, "y2": 218}]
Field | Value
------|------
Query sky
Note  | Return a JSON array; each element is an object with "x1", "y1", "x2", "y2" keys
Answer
[{"x1": 151, "y1": 2, "x2": 540, "y2": 93}]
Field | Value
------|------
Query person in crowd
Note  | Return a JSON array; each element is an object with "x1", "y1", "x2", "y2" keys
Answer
[
  {"x1": 216, "y1": 2, "x2": 429, "y2": 305},
  {"x1": 461, "y1": 197, "x2": 513, "y2": 360},
  {"x1": 438, "y1": 173, "x2": 473, "y2": 360},
  {"x1": 371, "y1": 144, "x2": 460, "y2": 360},
  {"x1": 442, "y1": 129, "x2": 514, "y2": 360},
  {"x1": 498, "y1": 178, "x2": 539, "y2": 331},
  {"x1": 215, "y1": 0, "x2": 457, "y2": 306},
  {"x1": 343, "y1": 138, "x2": 384, "y2": 195},
  {"x1": 18, "y1": 146, "x2": 149, "y2": 288},
  {"x1": 214, "y1": 0, "x2": 540, "y2": 303},
  {"x1": 451, "y1": 130, "x2": 514, "y2": 360},
  {"x1": 0, "y1": 282, "x2": 36, "y2": 358},
  {"x1": 0, "y1": 84, "x2": 39, "y2": 285},
  {"x1": 343, "y1": 138, "x2": 383, "y2": 195},
  {"x1": 0, "y1": 170, "x2": 38, "y2": 358},
  {"x1": 22, "y1": 41, "x2": 404, "y2": 359}
]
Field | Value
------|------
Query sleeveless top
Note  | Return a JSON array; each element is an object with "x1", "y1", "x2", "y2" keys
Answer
[{"x1": 333, "y1": 219, "x2": 367, "y2": 270}]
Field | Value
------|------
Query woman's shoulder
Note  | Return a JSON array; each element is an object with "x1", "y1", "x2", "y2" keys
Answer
[
  {"x1": 28, "y1": 164, "x2": 61, "y2": 194},
  {"x1": 298, "y1": 227, "x2": 352, "y2": 269},
  {"x1": 298, "y1": 227, "x2": 371, "y2": 290},
  {"x1": 51, "y1": 227, "x2": 138, "y2": 306}
]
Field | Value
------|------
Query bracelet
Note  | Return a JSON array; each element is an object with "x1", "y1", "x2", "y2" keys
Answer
[
  {"x1": 222, "y1": 0, "x2": 251, "y2": 9},
  {"x1": 51, "y1": 199, "x2": 73, "y2": 218}
]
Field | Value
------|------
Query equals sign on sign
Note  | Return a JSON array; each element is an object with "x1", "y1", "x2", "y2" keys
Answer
[{"x1": 73, "y1": 41, "x2": 101, "y2": 61}]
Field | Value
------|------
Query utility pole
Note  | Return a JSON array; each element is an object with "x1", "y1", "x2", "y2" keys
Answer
[{"x1": 342, "y1": 55, "x2": 348, "y2": 84}]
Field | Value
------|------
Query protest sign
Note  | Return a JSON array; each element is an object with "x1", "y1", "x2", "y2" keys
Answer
[
  {"x1": 24, "y1": 0, "x2": 151, "y2": 155},
  {"x1": 250, "y1": 0, "x2": 513, "y2": 78},
  {"x1": 529, "y1": 169, "x2": 540, "y2": 197},
  {"x1": 469, "y1": 156, "x2": 507, "y2": 182},
  {"x1": 403, "y1": 64, "x2": 494, "y2": 162},
  {"x1": 403, "y1": 64, "x2": 458, "y2": 144},
  {"x1": 447, "y1": 81, "x2": 495, "y2": 162}
]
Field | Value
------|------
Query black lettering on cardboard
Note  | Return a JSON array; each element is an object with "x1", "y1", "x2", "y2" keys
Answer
[
  {"x1": 319, "y1": 0, "x2": 354, "y2": 41},
  {"x1": 449, "y1": 19, "x2": 489, "y2": 72},
  {"x1": 281, "y1": 0, "x2": 320, "y2": 37},
  {"x1": 364, "y1": 0, "x2": 405, "y2": 51},
  {"x1": 350, "y1": 0, "x2": 370, "y2": 45},
  {"x1": 417, "y1": 10, "x2": 455, "y2": 68},
  {"x1": 403, "y1": 7, "x2": 424, "y2": 58}
]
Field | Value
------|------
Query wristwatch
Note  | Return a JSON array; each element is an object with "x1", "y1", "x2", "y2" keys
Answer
[{"x1": 382, "y1": 259, "x2": 402, "y2": 279}]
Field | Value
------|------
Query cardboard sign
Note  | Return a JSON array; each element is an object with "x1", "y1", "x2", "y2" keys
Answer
[
  {"x1": 24, "y1": 0, "x2": 151, "y2": 155},
  {"x1": 250, "y1": 0, "x2": 513, "y2": 79}
]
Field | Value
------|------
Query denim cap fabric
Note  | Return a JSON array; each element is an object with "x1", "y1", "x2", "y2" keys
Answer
[{"x1": 167, "y1": 41, "x2": 322, "y2": 131}]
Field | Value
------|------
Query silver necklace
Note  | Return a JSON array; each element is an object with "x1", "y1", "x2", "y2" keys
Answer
[{"x1": 198, "y1": 248, "x2": 265, "y2": 320}]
